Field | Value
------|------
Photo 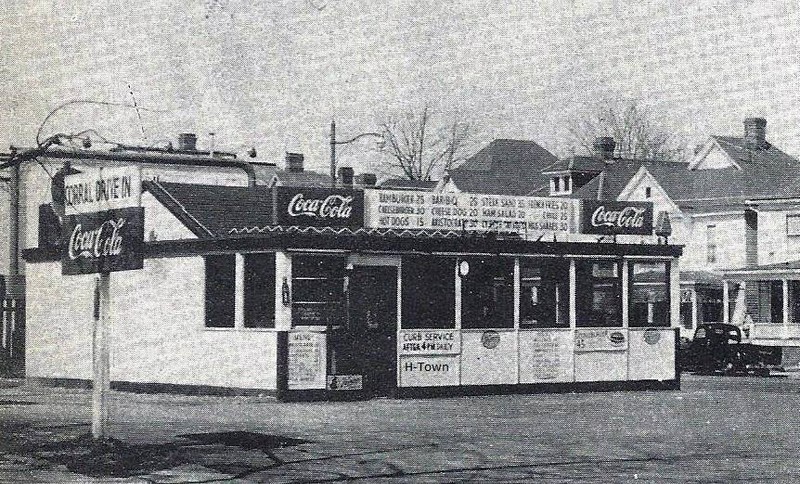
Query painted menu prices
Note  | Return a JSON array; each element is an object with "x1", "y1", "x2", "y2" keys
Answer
[{"x1": 364, "y1": 190, "x2": 576, "y2": 236}]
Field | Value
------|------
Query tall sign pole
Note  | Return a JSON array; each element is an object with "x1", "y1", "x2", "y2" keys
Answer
[{"x1": 62, "y1": 165, "x2": 143, "y2": 440}]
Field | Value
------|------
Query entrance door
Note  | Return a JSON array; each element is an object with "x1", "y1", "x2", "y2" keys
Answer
[{"x1": 348, "y1": 265, "x2": 398, "y2": 397}]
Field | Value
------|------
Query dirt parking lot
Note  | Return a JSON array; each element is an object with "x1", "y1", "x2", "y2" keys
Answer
[{"x1": 1, "y1": 374, "x2": 799, "y2": 482}]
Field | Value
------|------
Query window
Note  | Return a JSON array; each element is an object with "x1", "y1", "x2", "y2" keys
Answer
[
  {"x1": 551, "y1": 175, "x2": 572, "y2": 195},
  {"x1": 519, "y1": 258, "x2": 569, "y2": 328},
  {"x1": 645, "y1": 187, "x2": 652, "y2": 199},
  {"x1": 576, "y1": 260, "x2": 622, "y2": 327},
  {"x1": 629, "y1": 261, "x2": 670, "y2": 327},
  {"x1": 401, "y1": 256, "x2": 455, "y2": 329},
  {"x1": 243, "y1": 253, "x2": 276, "y2": 328},
  {"x1": 291, "y1": 255, "x2": 346, "y2": 326},
  {"x1": 461, "y1": 257, "x2": 514, "y2": 329},
  {"x1": 706, "y1": 225, "x2": 717, "y2": 264},
  {"x1": 787, "y1": 214, "x2": 800, "y2": 236},
  {"x1": 205, "y1": 255, "x2": 235, "y2": 328}
]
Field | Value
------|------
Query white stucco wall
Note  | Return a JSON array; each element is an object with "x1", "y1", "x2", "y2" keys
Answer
[{"x1": 25, "y1": 257, "x2": 278, "y2": 390}]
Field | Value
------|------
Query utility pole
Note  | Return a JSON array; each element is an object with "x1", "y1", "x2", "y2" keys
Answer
[
  {"x1": 329, "y1": 120, "x2": 384, "y2": 189},
  {"x1": 330, "y1": 120, "x2": 336, "y2": 188}
]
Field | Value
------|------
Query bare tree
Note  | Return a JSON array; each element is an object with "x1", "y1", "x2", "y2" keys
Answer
[
  {"x1": 568, "y1": 99, "x2": 686, "y2": 162},
  {"x1": 378, "y1": 105, "x2": 473, "y2": 180}
]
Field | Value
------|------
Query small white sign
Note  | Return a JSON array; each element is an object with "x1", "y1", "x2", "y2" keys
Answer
[
  {"x1": 287, "y1": 331, "x2": 327, "y2": 390},
  {"x1": 574, "y1": 329, "x2": 628, "y2": 352},
  {"x1": 398, "y1": 329, "x2": 461, "y2": 355},
  {"x1": 64, "y1": 166, "x2": 142, "y2": 215}
]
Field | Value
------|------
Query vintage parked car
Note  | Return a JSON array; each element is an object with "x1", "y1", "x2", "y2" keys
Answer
[{"x1": 679, "y1": 323, "x2": 782, "y2": 376}]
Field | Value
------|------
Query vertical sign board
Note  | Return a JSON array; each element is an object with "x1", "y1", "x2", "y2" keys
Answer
[
  {"x1": 275, "y1": 186, "x2": 364, "y2": 228},
  {"x1": 287, "y1": 331, "x2": 327, "y2": 390},
  {"x1": 60, "y1": 166, "x2": 143, "y2": 439},
  {"x1": 579, "y1": 200, "x2": 653, "y2": 235}
]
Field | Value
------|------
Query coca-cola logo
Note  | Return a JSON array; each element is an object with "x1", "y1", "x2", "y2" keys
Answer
[
  {"x1": 287, "y1": 193, "x2": 353, "y2": 219},
  {"x1": 591, "y1": 205, "x2": 646, "y2": 228},
  {"x1": 68, "y1": 218, "x2": 126, "y2": 260}
]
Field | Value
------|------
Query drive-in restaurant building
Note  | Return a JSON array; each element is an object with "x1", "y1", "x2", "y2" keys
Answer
[{"x1": 23, "y1": 171, "x2": 682, "y2": 400}]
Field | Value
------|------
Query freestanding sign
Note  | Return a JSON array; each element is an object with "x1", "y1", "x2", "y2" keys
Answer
[
  {"x1": 275, "y1": 186, "x2": 364, "y2": 228},
  {"x1": 60, "y1": 165, "x2": 143, "y2": 440},
  {"x1": 579, "y1": 200, "x2": 653, "y2": 236}
]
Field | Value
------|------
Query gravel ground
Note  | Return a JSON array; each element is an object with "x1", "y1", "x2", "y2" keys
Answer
[{"x1": 1, "y1": 374, "x2": 799, "y2": 483}]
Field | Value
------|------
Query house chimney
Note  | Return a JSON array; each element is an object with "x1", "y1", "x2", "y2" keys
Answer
[
  {"x1": 285, "y1": 152, "x2": 304, "y2": 172},
  {"x1": 338, "y1": 166, "x2": 354, "y2": 186},
  {"x1": 593, "y1": 137, "x2": 616, "y2": 160},
  {"x1": 177, "y1": 133, "x2": 197, "y2": 151},
  {"x1": 356, "y1": 173, "x2": 377, "y2": 187},
  {"x1": 744, "y1": 117, "x2": 767, "y2": 149}
]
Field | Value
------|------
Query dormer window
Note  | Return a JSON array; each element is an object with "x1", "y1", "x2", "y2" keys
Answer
[{"x1": 550, "y1": 175, "x2": 572, "y2": 195}]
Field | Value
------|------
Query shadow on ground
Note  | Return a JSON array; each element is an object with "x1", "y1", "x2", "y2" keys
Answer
[{"x1": 0, "y1": 423, "x2": 309, "y2": 478}]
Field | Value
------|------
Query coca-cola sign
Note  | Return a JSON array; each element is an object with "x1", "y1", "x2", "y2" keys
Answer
[
  {"x1": 62, "y1": 207, "x2": 144, "y2": 275},
  {"x1": 276, "y1": 187, "x2": 364, "y2": 228},
  {"x1": 580, "y1": 200, "x2": 653, "y2": 235}
]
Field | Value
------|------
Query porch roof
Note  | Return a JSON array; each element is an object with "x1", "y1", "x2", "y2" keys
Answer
[{"x1": 723, "y1": 260, "x2": 800, "y2": 281}]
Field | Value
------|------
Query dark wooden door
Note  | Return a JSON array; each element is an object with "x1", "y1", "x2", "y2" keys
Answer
[{"x1": 348, "y1": 266, "x2": 398, "y2": 396}]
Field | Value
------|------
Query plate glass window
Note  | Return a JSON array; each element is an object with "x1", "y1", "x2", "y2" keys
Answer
[
  {"x1": 461, "y1": 257, "x2": 514, "y2": 329},
  {"x1": 205, "y1": 255, "x2": 235, "y2": 328},
  {"x1": 576, "y1": 260, "x2": 622, "y2": 327},
  {"x1": 629, "y1": 261, "x2": 670, "y2": 327},
  {"x1": 519, "y1": 258, "x2": 569, "y2": 328},
  {"x1": 243, "y1": 253, "x2": 276, "y2": 328},
  {"x1": 291, "y1": 255, "x2": 346, "y2": 326},
  {"x1": 401, "y1": 256, "x2": 455, "y2": 329}
]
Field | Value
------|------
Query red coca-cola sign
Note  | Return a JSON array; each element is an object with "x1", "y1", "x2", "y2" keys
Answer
[
  {"x1": 276, "y1": 187, "x2": 364, "y2": 228},
  {"x1": 62, "y1": 207, "x2": 144, "y2": 275},
  {"x1": 580, "y1": 200, "x2": 653, "y2": 235}
]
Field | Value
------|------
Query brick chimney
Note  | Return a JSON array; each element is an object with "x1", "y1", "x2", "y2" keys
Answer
[
  {"x1": 177, "y1": 133, "x2": 197, "y2": 151},
  {"x1": 356, "y1": 173, "x2": 377, "y2": 187},
  {"x1": 593, "y1": 137, "x2": 616, "y2": 160},
  {"x1": 285, "y1": 152, "x2": 304, "y2": 172},
  {"x1": 338, "y1": 166, "x2": 354, "y2": 186},
  {"x1": 744, "y1": 117, "x2": 767, "y2": 149}
]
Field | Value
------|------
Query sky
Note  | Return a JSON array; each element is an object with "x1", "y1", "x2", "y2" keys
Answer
[{"x1": 1, "y1": 0, "x2": 799, "y2": 175}]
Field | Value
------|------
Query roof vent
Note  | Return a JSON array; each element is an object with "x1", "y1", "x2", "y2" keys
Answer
[
  {"x1": 593, "y1": 137, "x2": 616, "y2": 160},
  {"x1": 285, "y1": 152, "x2": 304, "y2": 172},
  {"x1": 744, "y1": 117, "x2": 767, "y2": 149},
  {"x1": 177, "y1": 133, "x2": 198, "y2": 151}
]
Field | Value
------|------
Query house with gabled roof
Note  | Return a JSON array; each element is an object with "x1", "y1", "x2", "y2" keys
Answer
[{"x1": 614, "y1": 118, "x2": 800, "y2": 355}]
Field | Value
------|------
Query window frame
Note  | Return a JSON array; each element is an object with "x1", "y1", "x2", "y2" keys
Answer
[{"x1": 706, "y1": 224, "x2": 717, "y2": 264}]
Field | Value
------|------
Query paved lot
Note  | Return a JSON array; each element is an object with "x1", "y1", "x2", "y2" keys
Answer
[{"x1": 1, "y1": 374, "x2": 799, "y2": 482}]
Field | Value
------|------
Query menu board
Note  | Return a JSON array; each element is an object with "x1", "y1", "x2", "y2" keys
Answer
[
  {"x1": 287, "y1": 331, "x2": 327, "y2": 390},
  {"x1": 519, "y1": 330, "x2": 574, "y2": 383},
  {"x1": 365, "y1": 190, "x2": 576, "y2": 237}
]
